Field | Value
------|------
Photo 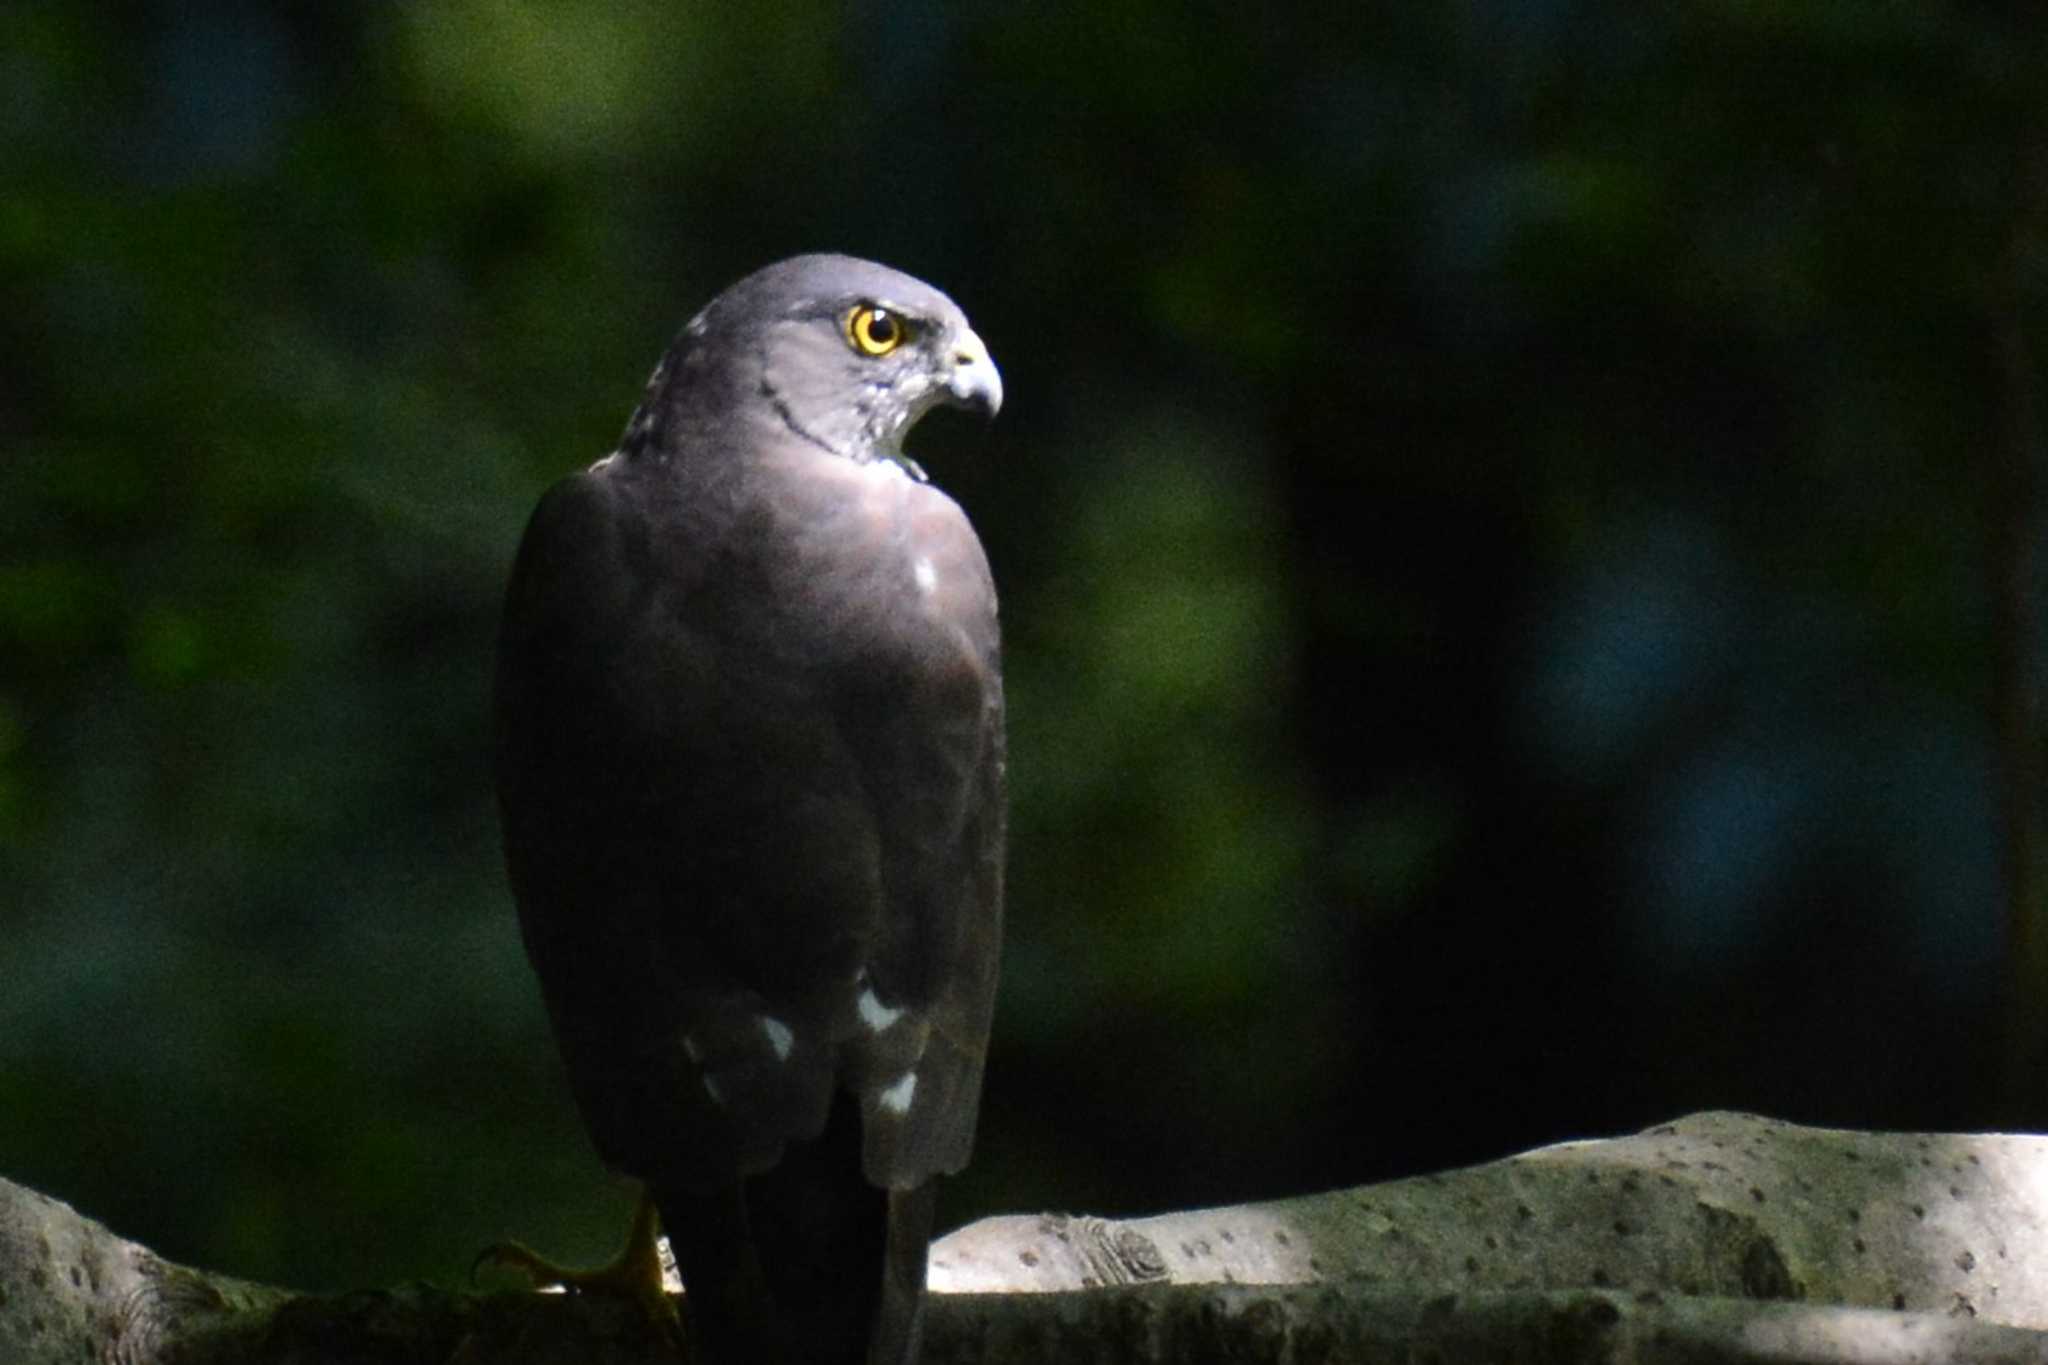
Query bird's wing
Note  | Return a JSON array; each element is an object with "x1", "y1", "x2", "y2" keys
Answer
[
  {"x1": 824, "y1": 479, "x2": 1005, "y2": 1188},
  {"x1": 495, "y1": 453, "x2": 1002, "y2": 1194}
]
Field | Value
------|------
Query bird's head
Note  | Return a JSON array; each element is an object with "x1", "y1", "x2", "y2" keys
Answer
[{"x1": 629, "y1": 254, "x2": 1002, "y2": 478}]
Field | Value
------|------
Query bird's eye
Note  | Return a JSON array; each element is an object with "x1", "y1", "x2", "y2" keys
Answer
[{"x1": 845, "y1": 305, "x2": 911, "y2": 357}]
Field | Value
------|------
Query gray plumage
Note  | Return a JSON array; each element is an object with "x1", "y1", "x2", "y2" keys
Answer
[{"x1": 494, "y1": 255, "x2": 1004, "y2": 1365}]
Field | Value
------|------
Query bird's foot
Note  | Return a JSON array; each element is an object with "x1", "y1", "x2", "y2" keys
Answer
[{"x1": 474, "y1": 1189, "x2": 683, "y2": 1350}]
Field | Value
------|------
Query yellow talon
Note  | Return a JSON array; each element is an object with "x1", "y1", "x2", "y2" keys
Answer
[{"x1": 475, "y1": 1190, "x2": 681, "y2": 1348}]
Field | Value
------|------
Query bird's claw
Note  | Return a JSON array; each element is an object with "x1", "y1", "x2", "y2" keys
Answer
[
  {"x1": 473, "y1": 1193, "x2": 684, "y2": 1350},
  {"x1": 471, "y1": 1239, "x2": 566, "y2": 1290}
]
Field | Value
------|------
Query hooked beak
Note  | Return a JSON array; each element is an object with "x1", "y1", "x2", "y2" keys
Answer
[{"x1": 943, "y1": 328, "x2": 1003, "y2": 418}]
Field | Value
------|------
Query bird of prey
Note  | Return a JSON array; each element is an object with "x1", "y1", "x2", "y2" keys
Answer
[{"x1": 491, "y1": 255, "x2": 1005, "y2": 1365}]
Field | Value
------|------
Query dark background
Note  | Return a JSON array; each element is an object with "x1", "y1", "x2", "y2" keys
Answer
[{"x1": 5, "y1": 1, "x2": 2045, "y2": 1293}]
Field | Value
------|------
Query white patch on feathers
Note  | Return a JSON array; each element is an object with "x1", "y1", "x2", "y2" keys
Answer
[
  {"x1": 878, "y1": 1071, "x2": 917, "y2": 1115},
  {"x1": 858, "y1": 987, "x2": 904, "y2": 1032}
]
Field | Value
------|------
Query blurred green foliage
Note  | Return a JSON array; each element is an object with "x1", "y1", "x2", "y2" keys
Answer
[{"x1": 3, "y1": 0, "x2": 2046, "y2": 1296}]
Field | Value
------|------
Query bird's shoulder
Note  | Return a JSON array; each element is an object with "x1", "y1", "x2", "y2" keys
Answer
[
  {"x1": 502, "y1": 455, "x2": 736, "y2": 645},
  {"x1": 500, "y1": 445, "x2": 996, "y2": 712},
  {"x1": 501, "y1": 462, "x2": 632, "y2": 623}
]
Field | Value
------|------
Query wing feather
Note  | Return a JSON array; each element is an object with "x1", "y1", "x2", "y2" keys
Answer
[{"x1": 495, "y1": 451, "x2": 1002, "y2": 1194}]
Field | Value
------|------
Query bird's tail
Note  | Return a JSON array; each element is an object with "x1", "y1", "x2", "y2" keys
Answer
[
  {"x1": 874, "y1": 1183, "x2": 937, "y2": 1365},
  {"x1": 657, "y1": 1093, "x2": 933, "y2": 1365}
]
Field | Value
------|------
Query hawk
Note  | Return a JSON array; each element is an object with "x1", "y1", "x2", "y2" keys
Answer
[{"x1": 492, "y1": 255, "x2": 1005, "y2": 1364}]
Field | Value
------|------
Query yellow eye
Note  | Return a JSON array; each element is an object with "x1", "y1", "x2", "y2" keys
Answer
[{"x1": 845, "y1": 304, "x2": 911, "y2": 357}]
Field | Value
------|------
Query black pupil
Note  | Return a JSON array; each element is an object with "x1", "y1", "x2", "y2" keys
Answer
[{"x1": 866, "y1": 310, "x2": 897, "y2": 345}]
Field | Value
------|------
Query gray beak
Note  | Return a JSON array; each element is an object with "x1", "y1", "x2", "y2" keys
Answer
[{"x1": 944, "y1": 328, "x2": 1003, "y2": 418}]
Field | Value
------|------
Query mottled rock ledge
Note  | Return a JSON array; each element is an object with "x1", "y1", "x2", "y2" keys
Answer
[{"x1": 9, "y1": 1112, "x2": 2048, "y2": 1363}]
